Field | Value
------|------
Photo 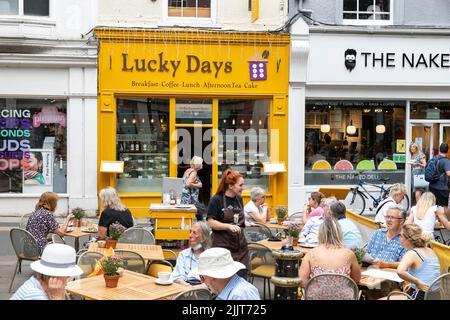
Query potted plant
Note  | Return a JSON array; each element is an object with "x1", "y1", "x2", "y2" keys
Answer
[
  {"x1": 71, "y1": 207, "x2": 85, "y2": 228},
  {"x1": 286, "y1": 222, "x2": 301, "y2": 246},
  {"x1": 105, "y1": 222, "x2": 126, "y2": 249},
  {"x1": 275, "y1": 206, "x2": 288, "y2": 224},
  {"x1": 100, "y1": 255, "x2": 124, "y2": 288},
  {"x1": 353, "y1": 247, "x2": 366, "y2": 267}
]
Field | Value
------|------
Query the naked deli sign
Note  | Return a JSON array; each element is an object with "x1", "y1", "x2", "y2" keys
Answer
[{"x1": 344, "y1": 49, "x2": 450, "y2": 71}]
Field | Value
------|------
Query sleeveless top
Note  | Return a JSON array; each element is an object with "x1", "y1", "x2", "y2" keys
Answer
[
  {"x1": 408, "y1": 249, "x2": 440, "y2": 289},
  {"x1": 181, "y1": 169, "x2": 201, "y2": 204}
]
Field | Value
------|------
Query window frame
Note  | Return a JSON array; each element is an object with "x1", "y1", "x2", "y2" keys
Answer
[
  {"x1": 0, "y1": 0, "x2": 51, "y2": 18},
  {"x1": 161, "y1": 0, "x2": 218, "y2": 27},
  {"x1": 343, "y1": 0, "x2": 393, "y2": 26}
]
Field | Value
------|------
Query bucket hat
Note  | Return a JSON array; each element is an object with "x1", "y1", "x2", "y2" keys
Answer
[
  {"x1": 198, "y1": 248, "x2": 245, "y2": 279},
  {"x1": 30, "y1": 243, "x2": 83, "y2": 277}
]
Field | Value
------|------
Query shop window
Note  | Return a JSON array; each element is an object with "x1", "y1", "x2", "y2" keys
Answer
[
  {"x1": 176, "y1": 99, "x2": 212, "y2": 124},
  {"x1": 343, "y1": 0, "x2": 392, "y2": 25},
  {"x1": 168, "y1": 0, "x2": 211, "y2": 18},
  {"x1": 305, "y1": 100, "x2": 406, "y2": 185},
  {"x1": 116, "y1": 98, "x2": 170, "y2": 193},
  {"x1": 218, "y1": 99, "x2": 270, "y2": 191},
  {"x1": 0, "y1": 99, "x2": 67, "y2": 193},
  {"x1": 0, "y1": 0, "x2": 49, "y2": 16},
  {"x1": 410, "y1": 102, "x2": 450, "y2": 120}
]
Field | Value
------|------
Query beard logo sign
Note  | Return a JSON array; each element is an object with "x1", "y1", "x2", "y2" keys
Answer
[{"x1": 345, "y1": 49, "x2": 357, "y2": 72}]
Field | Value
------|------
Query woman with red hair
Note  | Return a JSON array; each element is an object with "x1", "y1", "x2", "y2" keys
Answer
[{"x1": 207, "y1": 168, "x2": 249, "y2": 278}]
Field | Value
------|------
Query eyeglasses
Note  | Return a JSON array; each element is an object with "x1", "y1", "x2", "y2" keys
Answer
[
  {"x1": 384, "y1": 215, "x2": 403, "y2": 221},
  {"x1": 199, "y1": 275, "x2": 205, "y2": 282}
]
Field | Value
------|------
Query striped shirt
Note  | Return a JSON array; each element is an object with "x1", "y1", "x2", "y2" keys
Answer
[
  {"x1": 216, "y1": 274, "x2": 260, "y2": 300},
  {"x1": 367, "y1": 228, "x2": 406, "y2": 262},
  {"x1": 10, "y1": 276, "x2": 48, "y2": 300}
]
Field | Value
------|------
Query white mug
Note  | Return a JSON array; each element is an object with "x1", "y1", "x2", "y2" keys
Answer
[{"x1": 157, "y1": 271, "x2": 171, "y2": 282}]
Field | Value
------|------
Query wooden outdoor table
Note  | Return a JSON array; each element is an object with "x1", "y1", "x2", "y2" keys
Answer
[
  {"x1": 88, "y1": 243, "x2": 164, "y2": 261},
  {"x1": 264, "y1": 222, "x2": 288, "y2": 230},
  {"x1": 66, "y1": 270, "x2": 186, "y2": 300},
  {"x1": 63, "y1": 227, "x2": 92, "y2": 252},
  {"x1": 257, "y1": 239, "x2": 313, "y2": 256},
  {"x1": 359, "y1": 268, "x2": 400, "y2": 289}
]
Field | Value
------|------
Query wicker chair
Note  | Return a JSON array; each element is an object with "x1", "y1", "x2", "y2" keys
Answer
[
  {"x1": 77, "y1": 251, "x2": 104, "y2": 278},
  {"x1": 118, "y1": 227, "x2": 155, "y2": 245},
  {"x1": 146, "y1": 259, "x2": 174, "y2": 277},
  {"x1": 304, "y1": 273, "x2": 360, "y2": 300},
  {"x1": 424, "y1": 273, "x2": 450, "y2": 300},
  {"x1": 19, "y1": 213, "x2": 31, "y2": 229},
  {"x1": 172, "y1": 288, "x2": 212, "y2": 300},
  {"x1": 9, "y1": 228, "x2": 41, "y2": 292},
  {"x1": 113, "y1": 249, "x2": 146, "y2": 274},
  {"x1": 247, "y1": 242, "x2": 275, "y2": 299}
]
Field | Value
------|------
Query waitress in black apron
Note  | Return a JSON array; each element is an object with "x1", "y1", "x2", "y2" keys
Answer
[{"x1": 207, "y1": 168, "x2": 249, "y2": 279}]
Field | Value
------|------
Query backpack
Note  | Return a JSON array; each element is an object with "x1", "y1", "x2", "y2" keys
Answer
[{"x1": 424, "y1": 156, "x2": 444, "y2": 183}]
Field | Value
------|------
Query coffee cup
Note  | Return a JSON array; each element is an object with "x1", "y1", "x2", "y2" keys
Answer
[
  {"x1": 97, "y1": 240, "x2": 106, "y2": 248},
  {"x1": 157, "y1": 271, "x2": 171, "y2": 282}
]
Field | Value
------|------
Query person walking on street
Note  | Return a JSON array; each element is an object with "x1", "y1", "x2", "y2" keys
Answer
[{"x1": 428, "y1": 143, "x2": 450, "y2": 217}]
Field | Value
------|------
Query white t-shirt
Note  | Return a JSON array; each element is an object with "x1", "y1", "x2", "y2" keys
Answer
[
  {"x1": 410, "y1": 205, "x2": 437, "y2": 237},
  {"x1": 244, "y1": 200, "x2": 266, "y2": 224},
  {"x1": 374, "y1": 197, "x2": 396, "y2": 224}
]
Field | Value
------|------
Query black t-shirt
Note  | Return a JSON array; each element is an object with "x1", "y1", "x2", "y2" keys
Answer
[
  {"x1": 207, "y1": 192, "x2": 243, "y2": 221},
  {"x1": 98, "y1": 208, "x2": 134, "y2": 236}
]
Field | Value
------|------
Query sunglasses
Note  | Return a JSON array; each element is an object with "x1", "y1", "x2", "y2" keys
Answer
[{"x1": 199, "y1": 275, "x2": 205, "y2": 282}]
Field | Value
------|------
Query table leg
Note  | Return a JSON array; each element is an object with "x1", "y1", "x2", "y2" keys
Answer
[{"x1": 75, "y1": 238, "x2": 79, "y2": 253}]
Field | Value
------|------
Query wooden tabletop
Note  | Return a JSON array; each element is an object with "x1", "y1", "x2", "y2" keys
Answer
[
  {"x1": 88, "y1": 243, "x2": 164, "y2": 261},
  {"x1": 66, "y1": 270, "x2": 186, "y2": 300},
  {"x1": 264, "y1": 222, "x2": 288, "y2": 230},
  {"x1": 63, "y1": 227, "x2": 92, "y2": 238},
  {"x1": 257, "y1": 239, "x2": 313, "y2": 255}
]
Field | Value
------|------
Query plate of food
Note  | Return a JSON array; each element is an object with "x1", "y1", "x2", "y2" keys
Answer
[{"x1": 80, "y1": 225, "x2": 98, "y2": 233}]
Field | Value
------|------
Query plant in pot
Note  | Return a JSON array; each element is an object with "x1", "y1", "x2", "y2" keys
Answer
[
  {"x1": 100, "y1": 255, "x2": 124, "y2": 288},
  {"x1": 286, "y1": 222, "x2": 301, "y2": 246},
  {"x1": 105, "y1": 222, "x2": 126, "y2": 249},
  {"x1": 275, "y1": 206, "x2": 288, "y2": 224},
  {"x1": 71, "y1": 207, "x2": 85, "y2": 228},
  {"x1": 353, "y1": 247, "x2": 366, "y2": 267}
]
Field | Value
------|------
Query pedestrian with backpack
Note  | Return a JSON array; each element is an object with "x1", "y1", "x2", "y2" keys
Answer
[{"x1": 426, "y1": 143, "x2": 450, "y2": 214}]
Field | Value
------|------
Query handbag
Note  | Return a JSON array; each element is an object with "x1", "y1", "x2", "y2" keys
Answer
[{"x1": 413, "y1": 173, "x2": 429, "y2": 189}]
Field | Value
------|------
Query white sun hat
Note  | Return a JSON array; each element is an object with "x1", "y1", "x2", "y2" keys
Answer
[
  {"x1": 30, "y1": 243, "x2": 83, "y2": 277},
  {"x1": 198, "y1": 247, "x2": 245, "y2": 279}
]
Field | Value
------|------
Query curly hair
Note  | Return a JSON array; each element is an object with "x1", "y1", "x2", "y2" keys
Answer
[{"x1": 402, "y1": 224, "x2": 431, "y2": 248}]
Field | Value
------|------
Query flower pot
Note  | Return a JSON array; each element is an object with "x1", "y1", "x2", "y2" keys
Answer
[
  {"x1": 75, "y1": 219, "x2": 82, "y2": 228},
  {"x1": 104, "y1": 274, "x2": 120, "y2": 288},
  {"x1": 292, "y1": 237, "x2": 299, "y2": 246},
  {"x1": 277, "y1": 217, "x2": 285, "y2": 225},
  {"x1": 105, "y1": 239, "x2": 117, "y2": 249}
]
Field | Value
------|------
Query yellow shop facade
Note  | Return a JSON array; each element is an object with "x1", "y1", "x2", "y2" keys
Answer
[{"x1": 95, "y1": 28, "x2": 290, "y2": 217}]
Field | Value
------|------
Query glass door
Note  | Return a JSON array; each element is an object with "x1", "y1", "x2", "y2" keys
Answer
[
  {"x1": 411, "y1": 123, "x2": 439, "y2": 161},
  {"x1": 440, "y1": 124, "x2": 450, "y2": 146}
]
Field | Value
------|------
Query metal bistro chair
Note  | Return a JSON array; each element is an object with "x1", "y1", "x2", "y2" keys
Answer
[
  {"x1": 386, "y1": 291, "x2": 413, "y2": 300},
  {"x1": 77, "y1": 251, "x2": 104, "y2": 279},
  {"x1": 146, "y1": 259, "x2": 174, "y2": 278},
  {"x1": 51, "y1": 234, "x2": 66, "y2": 244},
  {"x1": 162, "y1": 249, "x2": 178, "y2": 267},
  {"x1": 19, "y1": 213, "x2": 31, "y2": 229},
  {"x1": 304, "y1": 273, "x2": 360, "y2": 300},
  {"x1": 424, "y1": 273, "x2": 450, "y2": 300},
  {"x1": 244, "y1": 222, "x2": 274, "y2": 243},
  {"x1": 9, "y1": 228, "x2": 41, "y2": 292},
  {"x1": 172, "y1": 288, "x2": 212, "y2": 300},
  {"x1": 113, "y1": 249, "x2": 146, "y2": 274},
  {"x1": 118, "y1": 227, "x2": 156, "y2": 245},
  {"x1": 286, "y1": 212, "x2": 303, "y2": 222},
  {"x1": 247, "y1": 242, "x2": 276, "y2": 299}
]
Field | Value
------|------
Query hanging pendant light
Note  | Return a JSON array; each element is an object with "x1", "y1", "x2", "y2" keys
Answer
[
  {"x1": 346, "y1": 120, "x2": 356, "y2": 135},
  {"x1": 376, "y1": 124, "x2": 386, "y2": 134},
  {"x1": 320, "y1": 124, "x2": 330, "y2": 133}
]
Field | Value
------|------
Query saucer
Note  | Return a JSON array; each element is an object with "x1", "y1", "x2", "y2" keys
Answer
[{"x1": 155, "y1": 279, "x2": 172, "y2": 286}]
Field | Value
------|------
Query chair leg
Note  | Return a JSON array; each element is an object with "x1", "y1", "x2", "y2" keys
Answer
[
  {"x1": 268, "y1": 279, "x2": 272, "y2": 299},
  {"x1": 263, "y1": 278, "x2": 266, "y2": 299},
  {"x1": 18, "y1": 259, "x2": 22, "y2": 274},
  {"x1": 9, "y1": 260, "x2": 20, "y2": 293}
]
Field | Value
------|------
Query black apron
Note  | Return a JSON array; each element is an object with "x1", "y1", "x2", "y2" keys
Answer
[{"x1": 211, "y1": 194, "x2": 249, "y2": 268}]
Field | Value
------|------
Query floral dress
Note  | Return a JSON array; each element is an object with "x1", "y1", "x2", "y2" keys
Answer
[
  {"x1": 181, "y1": 169, "x2": 201, "y2": 204},
  {"x1": 411, "y1": 151, "x2": 426, "y2": 175},
  {"x1": 26, "y1": 208, "x2": 59, "y2": 253}
]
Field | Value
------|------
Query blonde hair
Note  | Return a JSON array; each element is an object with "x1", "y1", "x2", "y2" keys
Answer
[
  {"x1": 318, "y1": 217, "x2": 344, "y2": 247},
  {"x1": 99, "y1": 187, "x2": 126, "y2": 211},
  {"x1": 389, "y1": 183, "x2": 407, "y2": 198},
  {"x1": 190, "y1": 156, "x2": 203, "y2": 170},
  {"x1": 409, "y1": 143, "x2": 420, "y2": 156},
  {"x1": 402, "y1": 224, "x2": 431, "y2": 248},
  {"x1": 414, "y1": 192, "x2": 436, "y2": 220},
  {"x1": 36, "y1": 192, "x2": 58, "y2": 212}
]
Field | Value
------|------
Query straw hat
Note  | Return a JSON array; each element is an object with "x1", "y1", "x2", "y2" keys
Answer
[
  {"x1": 198, "y1": 248, "x2": 245, "y2": 279},
  {"x1": 30, "y1": 244, "x2": 83, "y2": 277}
]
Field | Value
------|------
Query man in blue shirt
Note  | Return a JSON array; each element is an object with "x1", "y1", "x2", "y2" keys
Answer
[
  {"x1": 366, "y1": 205, "x2": 407, "y2": 269},
  {"x1": 429, "y1": 143, "x2": 450, "y2": 216},
  {"x1": 198, "y1": 247, "x2": 260, "y2": 300}
]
